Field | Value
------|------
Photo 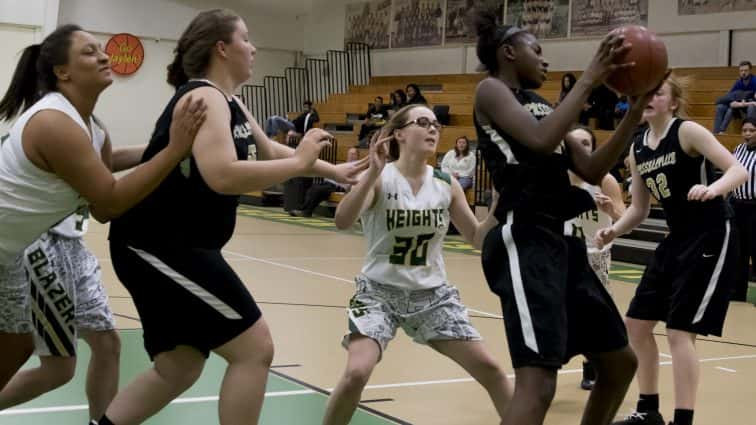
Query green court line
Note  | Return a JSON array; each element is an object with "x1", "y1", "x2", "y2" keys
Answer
[{"x1": 0, "y1": 330, "x2": 399, "y2": 425}]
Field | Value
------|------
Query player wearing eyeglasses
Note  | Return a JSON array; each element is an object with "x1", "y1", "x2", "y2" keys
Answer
[{"x1": 322, "y1": 104, "x2": 514, "y2": 425}]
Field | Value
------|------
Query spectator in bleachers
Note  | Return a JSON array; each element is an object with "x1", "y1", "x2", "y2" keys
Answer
[
  {"x1": 441, "y1": 136, "x2": 476, "y2": 191},
  {"x1": 615, "y1": 96, "x2": 629, "y2": 121},
  {"x1": 292, "y1": 100, "x2": 319, "y2": 134},
  {"x1": 358, "y1": 96, "x2": 390, "y2": 142},
  {"x1": 555, "y1": 72, "x2": 577, "y2": 106},
  {"x1": 265, "y1": 101, "x2": 319, "y2": 139},
  {"x1": 290, "y1": 147, "x2": 360, "y2": 217},
  {"x1": 579, "y1": 83, "x2": 618, "y2": 130},
  {"x1": 388, "y1": 89, "x2": 407, "y2": 116},
  {"x1": 713, "y1": 61, "x2": 756, "y2": 134},
  {"x1": 406, "y1": 83, "x2": 428, "y2": 105}
]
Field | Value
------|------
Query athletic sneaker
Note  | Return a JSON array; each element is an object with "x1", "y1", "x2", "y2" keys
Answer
[{"x1": 612, "y1": 411, "x2": 665, "y2": 425}]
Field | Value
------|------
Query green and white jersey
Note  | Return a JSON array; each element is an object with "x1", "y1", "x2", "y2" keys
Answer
[
  {"x1": 564, "y1": 181, "x2": 612, "y2": 252},
  {"x1": 360, "y1": 163, "x2": 452, "y2": 290}
]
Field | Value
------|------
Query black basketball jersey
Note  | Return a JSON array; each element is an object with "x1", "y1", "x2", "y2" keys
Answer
[
  {"x1": 474, "y1": 86, "x2": 594, "y2": 223},
  {"x1": 633, "y1": 118, "x2": 731, "y2": 233},
  {"x1": 110, "y1": 80, "x2": 254, "y2": 249}
]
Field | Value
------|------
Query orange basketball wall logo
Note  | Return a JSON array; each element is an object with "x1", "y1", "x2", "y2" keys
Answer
[{"x1": 105, "y1": 33, "x2": 144, "y2": 75}]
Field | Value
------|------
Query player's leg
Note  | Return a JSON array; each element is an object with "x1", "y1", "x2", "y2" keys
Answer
[
  {"x1": 0, "y1": 356, "x2": 76, "y2": 409},
  {"x1": 324, "y1": 277, "x2": 396, "y2": 425},
  {"x1": 213, "y1": 318, "x2": 274, "y2": 425},
  {"x1": 430, "y1": 339, "x2": 512, "y2": 420},
  {"x1": 81, "y1": 330, "x2": 120, "y2": 420},
  {"x1": 323, "y1": 335, "x2": 381, "y2": 425}
]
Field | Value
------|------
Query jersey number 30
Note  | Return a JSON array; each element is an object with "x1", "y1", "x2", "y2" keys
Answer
[{"x1": 390, "y1": 233, "x2": 434, "y2": 266}]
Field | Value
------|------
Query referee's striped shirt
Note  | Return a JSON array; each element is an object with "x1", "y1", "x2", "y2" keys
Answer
[{"x1": 734, "y1": 143, "x2": 756, "y2": 200}]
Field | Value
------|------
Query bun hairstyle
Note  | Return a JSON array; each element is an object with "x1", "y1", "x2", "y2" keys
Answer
[
  {"x1": 471, "y1": 8, "x2": 524, "y2": 74},
  {"x1": 167, "y1": 9, "x2": 241, "y2": 89}
]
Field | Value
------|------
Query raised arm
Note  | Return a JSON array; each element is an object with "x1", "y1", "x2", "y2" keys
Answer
[
  {"x1": 567, "y1": 82, "x2": 662, "y2": 184},
  {"x1": 193, "y1": 88, "x2": 330, "y2": 194},
  {"x1": 680, "y1": 121, "x2": 748, "y2": 201},
  {"x1": 475, "y1": 33, "x2": 630, "y2": 155},
  {"x1": 334, "y1": 136, "x2": 390, "y2": 229},
  {"x1": 233, "y1": 97, "x2": 367, "y2": 185},
  {"x1": 34, "y1": 95, "x2": 205, "y2": 223}
]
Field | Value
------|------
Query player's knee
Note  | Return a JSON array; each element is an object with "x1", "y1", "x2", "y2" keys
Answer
[
  {"x1": 154, "y1": 349, "x2": 205, "y2": 390},
  {"x1": 40, "y1": 358, "x2": 76, "y2": 387},
  {"x1": 343, "y1": 363, "x2": 373, "y2": 390},
  {"x1": 90, "y1": 331, "x2": 122, "y2": 360}
]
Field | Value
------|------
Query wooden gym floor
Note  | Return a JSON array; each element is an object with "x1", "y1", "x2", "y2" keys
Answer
[{"x1": 2, "y1": 206, "x2": 755, "y2": 424}]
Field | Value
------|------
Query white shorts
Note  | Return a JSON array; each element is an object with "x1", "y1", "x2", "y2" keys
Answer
[
  {"x1": 27, "y1": 233, "x2": 114, "y2": 357},
  {"x1": 0, "y1": 252, "x2": 32, "y2": 334},
  {"x1": 343, "y1": 275, "x2": 481, "y2": 357},
  {"x1": 587, "y1": 247, "x2": 612, "y2": 290}
]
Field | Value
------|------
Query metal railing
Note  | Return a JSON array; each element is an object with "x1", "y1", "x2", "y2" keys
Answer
[
  {"x1": 474, "y1": 149, "x2": 492, "y2": 206},
  {"x1": 285, "y1": 67, "x2": 309, "y2": 113},
  {"x1": 239, "y1": 85, "x2": 267, "y2": 124},
  {"x1": 263, "y1": 76, "x2": 289, "y2": 119},
  {"x1": 306, "y1": 58, "x2": 330, "y2": 104},
  {"x1": 239, "y1": 42, "x2": 371, "y2": 135}
]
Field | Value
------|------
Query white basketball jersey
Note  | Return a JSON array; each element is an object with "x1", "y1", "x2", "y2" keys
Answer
[
  {"x1": 361, "y1": 163, "x2": 452, "y2": 290},
  {"x1": 0, "y1": 92, "x2": 102, "y2": 264},
  {"x1": 564, "y1": 182, "x2": 613, "y2": 252},
  {"x1": 49, "y1": 121, "x2": 106, "y2": 239}
]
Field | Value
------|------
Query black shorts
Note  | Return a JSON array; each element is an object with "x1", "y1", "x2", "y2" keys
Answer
[
  {"x1": 481, "y1": 212, "x2": 628, "y2": 369},
  {"x1": 627, "y1": 220, "x2": 738, "y2": 336},
  {"x1": 110, "y1": 241, "x2": 262, "y2": 359}
]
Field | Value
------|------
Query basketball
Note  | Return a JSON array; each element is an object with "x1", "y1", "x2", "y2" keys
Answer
[{"x1": 604, "y1": 25, "x2": 668, "y2": 96}]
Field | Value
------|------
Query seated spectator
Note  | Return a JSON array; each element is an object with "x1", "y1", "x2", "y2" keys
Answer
[
  {"x1": 579, "y1": 83, "x2": 618, "y2": 130},
  {"x1": 267, "y1": 101, "x2": 320, "y2": 139},
  {"x1": 387, "y1": 89, "x2": 407, "y2": 116},
  {"x1": 555, "y1": 72, "x2": 577, "y2": 106},
  {"x1": 264, "y1": 115, "x2": 295, "y2": 138},
  {"x1": 406, "y1": 83, "x2": 428, "y2": 105},
  {"x1": 441, "y1": 136, "x2": 476, "y2": 191},
  {"x1": 358, "y1": 96, "x2": 390, "y2": 142},
  {"x1": 713, "y1": 61, "x2": 756, "y2": 134},
  {"x1": 290, "y1": 147, "x2": 360, "y2": 217},
  {"x1": 292, "y1": 100, "x2": 319, "y2": 134},
  {"x1": 614, "y1": 96, "x2": 629, "y2": 121}
]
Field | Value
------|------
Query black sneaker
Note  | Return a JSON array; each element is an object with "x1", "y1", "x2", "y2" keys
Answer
[
  {"x1": 612, "y1": 411, "x2": 665, "y2": 425},
  {"x1": 580, "y1": 361, "x2": 596, "y2": 390}
]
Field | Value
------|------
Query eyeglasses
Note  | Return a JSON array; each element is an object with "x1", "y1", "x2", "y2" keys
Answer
[{"x1": 400, "y1": 117, "x2": 442, "y2": 131}]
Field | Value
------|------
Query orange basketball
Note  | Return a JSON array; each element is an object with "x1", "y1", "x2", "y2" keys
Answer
[
  {"x1": 105, "y1": 33, "x2": 144, "y2": 76},
  {"x1": 604, "y1": 25, "x2": 668, "y2": 96}
]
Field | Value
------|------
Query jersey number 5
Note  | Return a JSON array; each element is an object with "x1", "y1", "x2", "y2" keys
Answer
[
  {"x1": 645, "y1": 173, "x2": 671, "y2": 200},
  {"x1": 390, "y1": 233, "x2": 434, "y2": 266}
]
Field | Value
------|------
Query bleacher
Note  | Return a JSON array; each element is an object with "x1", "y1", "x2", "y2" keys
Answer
[
  {"x1": 284, "y1": 66, "x2": 745, "y2": 261},
  {"x1": 311, "y1": 68, "x2": 743, "y2": 167}
]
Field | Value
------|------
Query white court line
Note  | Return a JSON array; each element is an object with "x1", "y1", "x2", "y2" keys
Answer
[
  {"x1": 716, "y1": 366, "x2": 737, "y2": 373},
  {"x1": 7, "y1": 353, "x2": 756, "y2": 416},
  {"x1": 223, "y1": 249, "x2": 504, "y2": 318},
  {"x1": 468, "y1": 308, "x2": 504, "y2": 319},
  {"x1": 659, "y1": 352, "x2": 673, "y2": 358},
  {"x1": 223, "y1": 249, "x2": 353, "y2": 283},
  {"x1": 0, "y1": 389, "x2": 317, "y2": 416}
]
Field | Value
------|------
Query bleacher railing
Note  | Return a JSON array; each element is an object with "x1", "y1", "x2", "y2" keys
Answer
[
  {"x1": 239, "y1": 42, "x2": 371, "y2": 128},
  {"x1": 474, "y1": 149, "x2": 492, "y2": 206}
]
